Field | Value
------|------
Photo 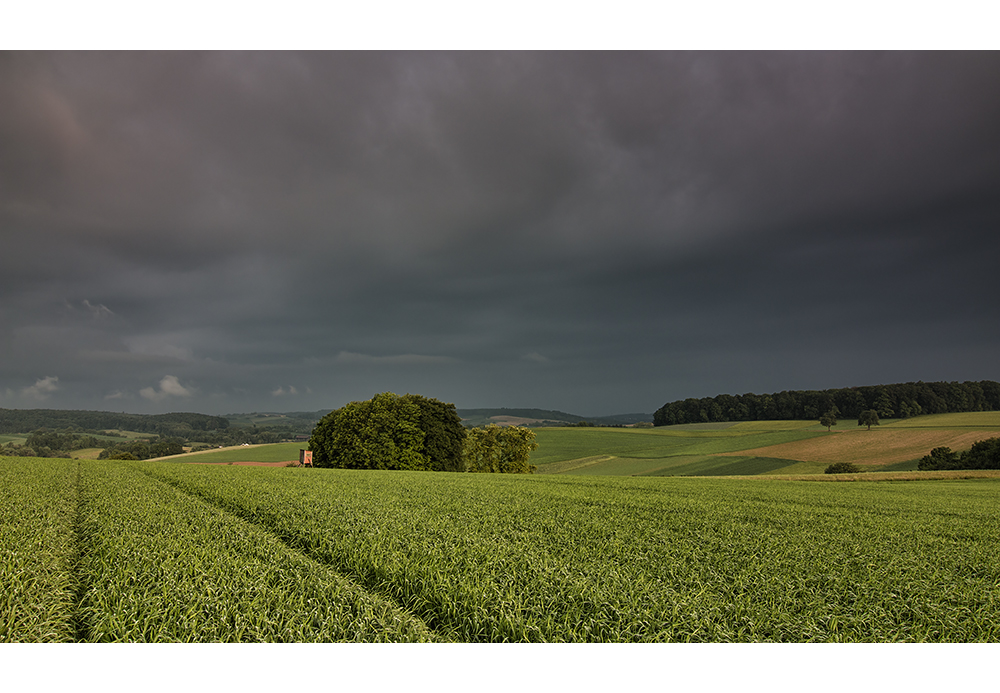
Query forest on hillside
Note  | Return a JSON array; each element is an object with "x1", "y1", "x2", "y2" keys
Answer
[{"x1": 654, "y1": 380, "x2": 1000, "y2": 426}]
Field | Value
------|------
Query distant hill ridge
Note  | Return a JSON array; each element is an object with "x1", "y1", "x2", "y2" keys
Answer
[
  {"x1": 0, "y1": 406, "x2": 651, "y2": 434},
  {"x1": 457, "y1": 408, "x2": 652, "y2": 427}
]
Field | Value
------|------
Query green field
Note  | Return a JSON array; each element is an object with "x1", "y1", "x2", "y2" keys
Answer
[
  {"x1": 3, "y1": 455, "x2": 1000, "y2": 642},
  {"x1": 529, "y1": 413, "x2": 1000, "y2": 476},
  {"x1": 158, "y1": 442, "x2": 305, "y2": 464}
]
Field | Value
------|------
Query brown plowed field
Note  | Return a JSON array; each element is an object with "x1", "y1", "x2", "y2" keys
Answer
[{"x1": 720, "y1": 429, "x2": 998, "y2": 466}]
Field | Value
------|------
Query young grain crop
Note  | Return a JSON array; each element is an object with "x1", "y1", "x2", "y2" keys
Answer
[
  {"x1": 142, "y1": 463, "x2": 1000, "y2": 642},
  {"x1": 529, "y1": 426, "x2": 826, "y2": 474},
  {"x1": 0, "y1": 457, "x2": 78, "y2": 642},
  {"x1": 76, "y1": 461, "x2": 433, "y2": 642}
]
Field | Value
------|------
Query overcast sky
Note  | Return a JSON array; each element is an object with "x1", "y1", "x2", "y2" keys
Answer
[{"x1": 2, "y1": 51, "x2": 999, "y2": 416}]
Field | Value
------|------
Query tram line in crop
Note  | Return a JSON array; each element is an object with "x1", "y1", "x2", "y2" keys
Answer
[{"x1": 135, "y1": 462, "x2": 438, "y2": 641}]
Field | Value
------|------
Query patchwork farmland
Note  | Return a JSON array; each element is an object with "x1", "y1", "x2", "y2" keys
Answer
[{"x1": 528, "y1": 412, "x2": 1000, "y2": 476}]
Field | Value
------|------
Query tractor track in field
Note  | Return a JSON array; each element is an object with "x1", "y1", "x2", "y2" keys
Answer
[
  {"x1": 133, "y1": 465, "x2": 440, "y2": 641},
  {"x1": 69, "y1": 460, "x2": 93, "y2": 642}
]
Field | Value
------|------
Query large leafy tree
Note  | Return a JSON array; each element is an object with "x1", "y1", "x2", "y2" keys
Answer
[
  {"x1": 309, "y1": 392, "x2": 429, "y2": 470},
  {"x1": 308, "y1": 392, "x2": 466, "y2": 471}
]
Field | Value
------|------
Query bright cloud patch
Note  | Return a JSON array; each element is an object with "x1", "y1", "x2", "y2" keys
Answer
[
  {"x1": 82, "y1": 299, "x2": 115, "y2": 319},
  {"x1": 140, "y1": 375, "x2": 193, "y2": 401},
  {"x1": 23, "y1": 376, "x2": 59, "y2": 400},
  {"x1": 272, "y1": 386, "x2": 298, "y2": 396}
]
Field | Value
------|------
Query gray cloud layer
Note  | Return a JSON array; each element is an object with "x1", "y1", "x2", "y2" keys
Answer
[{"x1": 2, "y1": 52, "x2": 999, "y2": 415}]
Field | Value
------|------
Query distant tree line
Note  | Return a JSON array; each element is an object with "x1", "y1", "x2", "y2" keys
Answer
[
  {"x1": 2, "y1": 427, "x2": 116, "y2": 458},
  {"x1": 190, "y1": 427, "x2": 299, "y2": 447},
  {"x1": 98, "y1": 438, "x2": 186, "y2": 460},
  {"x1": 0, "y1": 427, "x2": 187, "y2": 460},
  {"x1": 653, "y1": 381, "x2": 1000, "y2": 426},
  {"x1": 0, "y1": 409, "x2": 229, "y2": 436}
]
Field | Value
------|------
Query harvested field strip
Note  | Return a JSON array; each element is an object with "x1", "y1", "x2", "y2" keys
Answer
[
  {"x1": 718, "y1": 429, "x2": 1000, "y2": 466},
  {"x1": 79, "y1": 462, "x2": 433, "y2": 642},
  {"x1": 884, "y1": 412, "x2": 1000, "y2": 429},
  {"x1": 140, "y1": 462, "x2": 1000, "y2": 641},
  {"x1": 0, "y1": 458, "x2": 78, "y2": 642}
]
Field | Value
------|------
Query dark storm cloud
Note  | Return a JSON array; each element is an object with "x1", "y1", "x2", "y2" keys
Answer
[{"x1": 2, "y1": 51, "x2": 999, "y2": 415}]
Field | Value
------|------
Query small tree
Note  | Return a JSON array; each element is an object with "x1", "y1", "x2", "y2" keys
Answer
[
  {"x1": 819, "y1": 410, "x2": 837, "y2": 432},
  {"x1": 858, "y1": 410, "x2": 879, "y2": 430},
  {"x1": 464, "y1": 424, "x2": 538, "y2": 473}
]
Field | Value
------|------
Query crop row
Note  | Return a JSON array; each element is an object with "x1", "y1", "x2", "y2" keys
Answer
[{"x1": 142, "y1": 463, "x2": 1000, "y2": 642}]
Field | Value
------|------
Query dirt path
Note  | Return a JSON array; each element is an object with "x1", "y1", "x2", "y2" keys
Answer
[{"x1": 145, "y1": 444, "x2": 273, "y2": 463}]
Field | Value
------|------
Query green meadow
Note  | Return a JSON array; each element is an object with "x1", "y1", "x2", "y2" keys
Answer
[{"x1": 163, "y1": 442, "x2": 305, "y2": 464}]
